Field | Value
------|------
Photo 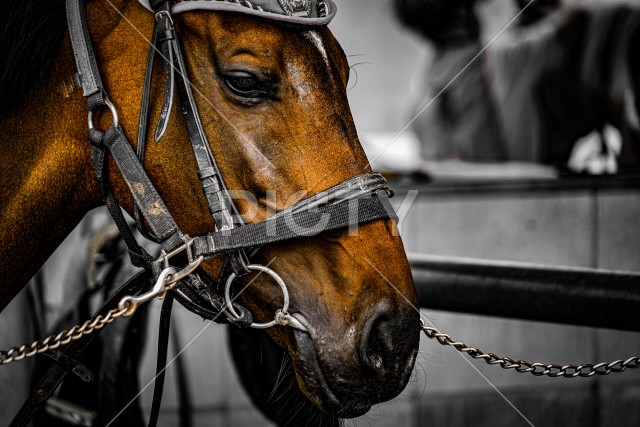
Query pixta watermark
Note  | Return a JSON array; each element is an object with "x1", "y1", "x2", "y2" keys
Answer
[{"x1": 225, "y1": 189, "x2": 419, "y2": 237}]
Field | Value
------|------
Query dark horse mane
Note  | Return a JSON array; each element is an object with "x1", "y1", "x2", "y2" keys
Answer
[{"x1": 0, "y1": 0, "x2": 67, "y2": 114}]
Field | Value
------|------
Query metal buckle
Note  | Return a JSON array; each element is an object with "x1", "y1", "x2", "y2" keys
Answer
[
  {"x1": 118, "y1": 238, "x2": 204, "y2": 317},
  {"x1": 161, "y1": 237, "x2": 204, "y2": 284},
  {"x1": 162, "y1": 237, "x2": 196, "y2": 268},
  {"x1": 154, "y1": 10, "x2": 174, "y2": 26}
]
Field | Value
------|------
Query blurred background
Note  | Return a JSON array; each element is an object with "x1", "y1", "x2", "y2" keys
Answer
[
  {"x1": 3, "y1": 0, "x2": 640, "y2": 426},
  {"x1": 334, "y1": 0, "x2": 640, "y2": 425}
]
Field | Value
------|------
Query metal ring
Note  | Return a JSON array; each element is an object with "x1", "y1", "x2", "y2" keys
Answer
[
  {"x1": 224, "y1": 264, "x2": 289, "y2": 329},
  {"x1": 88, "y1": 98, "x2": 119, "y2": 130}
]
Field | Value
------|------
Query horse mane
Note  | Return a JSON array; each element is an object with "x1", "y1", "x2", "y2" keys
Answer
[{"x1": 0, "y1": 0, "x2": 67, "y2": 114}]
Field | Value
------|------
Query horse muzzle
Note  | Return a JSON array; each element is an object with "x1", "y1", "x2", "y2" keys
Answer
[{"x1": 288, "y1": 302, "x2": 420, "y2": 418}]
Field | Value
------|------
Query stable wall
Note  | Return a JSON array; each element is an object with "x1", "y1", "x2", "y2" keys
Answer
[{"x1": 392, "y1": 183, "x2": 640, "y2": 427}]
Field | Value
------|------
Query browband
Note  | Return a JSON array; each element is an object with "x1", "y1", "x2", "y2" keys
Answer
[{"x1": 137, "y1": 0, "x2": 337, "y2": 26}]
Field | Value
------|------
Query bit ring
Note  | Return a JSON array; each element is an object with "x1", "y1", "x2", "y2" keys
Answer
[{"x1": 224, "y1": 264, "x2": 290, "y2": 329}]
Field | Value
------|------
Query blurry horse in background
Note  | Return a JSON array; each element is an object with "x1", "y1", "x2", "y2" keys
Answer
[
  {"x1": 395, "y1": 0, "x2": 640, "y2": 173},
  {"x1": 0, "y1": 0, "x2": 420, "y2": 425}
]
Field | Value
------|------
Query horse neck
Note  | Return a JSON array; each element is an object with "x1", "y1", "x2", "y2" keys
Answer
[{"x1": 0, "y1": 12, "x2": 108, "y2": 309}]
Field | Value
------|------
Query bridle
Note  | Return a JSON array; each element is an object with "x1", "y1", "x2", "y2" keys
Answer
[
  {"x1": 68, "y1": 0, "x2": 397, "y2": 328},
  {"x1": 5, "y1": 0, "x2": 398, "y2": 425}
]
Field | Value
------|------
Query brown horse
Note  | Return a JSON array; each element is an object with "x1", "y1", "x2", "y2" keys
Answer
[{"x1": 0, "y1": 0, "x2": 419, "y2": 422}]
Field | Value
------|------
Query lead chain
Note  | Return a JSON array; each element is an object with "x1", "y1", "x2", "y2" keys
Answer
[
  {"x1": 0, "y1": 259, "x2": 199, "y2": 367},
  {"x1": 421, "y1": 321, "x2": 640, "y2": 378},
  {"x1": 0, "y1": 307, "x2": 127, "y2": 366}
]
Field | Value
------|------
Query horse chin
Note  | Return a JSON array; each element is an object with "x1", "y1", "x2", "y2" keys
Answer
[{"x1": 289, "y1": 316, "x2": 372, "y2": 419}]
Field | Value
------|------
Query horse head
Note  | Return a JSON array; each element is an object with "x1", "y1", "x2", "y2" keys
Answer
[{"x1": 0, "y1": 0, "x2": 419, "y2": 418}]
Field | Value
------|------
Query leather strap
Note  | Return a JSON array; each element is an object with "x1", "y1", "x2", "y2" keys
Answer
[
  {"x1": 154, "y1": 8, "x2": 176, "y2": 142},
  {"x1": 191, "y1": 173, "x2": 397, "y2": 259},
  {"x1": 171, "y1": 39, "x2": 236, "y2": 231},
  {"x1": 165, "y1": 11, "x2": 251, "y2": 277},
  {"x1": 39, "y1": 350, "x2": 93, "y2": 383},
  {"x1": 192, "y1": 192, "x2": 396, "y2": 259},
  {"x1": 66, "y1": 0, "x2": 103, "y2": 100},
  {"x1": 134, "y1": 17, "x2": 161, "y2": 243},
  {"x1": 102, "y1": 125, "x2": 184, "y2": 252},
  {"x1": 147, "y1": 293, "x2": 174, "y2": 427},
  {"x1": 171, "y1": 321, "x2": 194, "y2": 427},
  {"x1": 146, "y1": 289, "x2": 195, "y2": 427},
  {"x1": 88, "y1": 127, "x2": 161, "y2": 269}
]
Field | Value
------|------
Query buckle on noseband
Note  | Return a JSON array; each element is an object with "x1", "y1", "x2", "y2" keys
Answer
[
  {"x1": 118, "y1": 238, "x2": 205, "y2": 317},
  {"x1": 161, "y1": 237, "x2": 196, "y2": 268},
  {"x1": 161, "y1": 237, "x2": 204, "y2": 283},
  {"x1": 224, "y1": 264, "x2": 306, "y2": 331}
]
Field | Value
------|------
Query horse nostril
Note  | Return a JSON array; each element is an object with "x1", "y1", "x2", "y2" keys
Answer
[
  {"x1": 362, "y1": 316, "x2": 395, "y2": 374},
  {"x1": 355, "y1": 307, "x2": 419, "y2": 403}
]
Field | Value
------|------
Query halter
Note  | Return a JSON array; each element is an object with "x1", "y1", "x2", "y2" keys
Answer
[
  {"x1": 7, "y1": 2, "x2": 399, "y2": 424},
  {"x1": 66, "y1": 0, "x2": 396, "y2": 330}
]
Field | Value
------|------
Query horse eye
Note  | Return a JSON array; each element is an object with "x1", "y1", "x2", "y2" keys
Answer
[{"x1": 222, "y1": 73, "x2": 266, "y2": 98}]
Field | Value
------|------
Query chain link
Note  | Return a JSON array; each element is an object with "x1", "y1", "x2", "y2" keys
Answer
[
  {"x1": 421, "y1": 321, "x2": 640, "y2": 378},
  {"x1": 1, "y1": 262, "x2": 199, "y2": 367},
  {"x1": 0, "y1": 307, "x2": 127, "y2": 366},
  {"x1": 4, "y1": 308, "x2": 639, "y2": 377}
]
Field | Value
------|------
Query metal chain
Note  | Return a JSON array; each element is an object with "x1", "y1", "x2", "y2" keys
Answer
[
  {"x1": 5, "y1": 304, "x2": 640, "y2": 378},
  {"x1": 0, "y1": 249, "x2": 201, "y2": 367},
  {"x1": 0, "y1": 307, "x2": 127, "y2": 366},
  {"x1": 421, "y1": 321, "x2": 640, "y2": 378}
]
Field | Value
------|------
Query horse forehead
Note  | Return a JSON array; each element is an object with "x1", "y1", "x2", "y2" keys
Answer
[
  {"x1": 180, "y1": 13, "x2": 334, "y2": 60},
  {"x1": 181, "y1": 13, "x2": 287, "y2": 44}
]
